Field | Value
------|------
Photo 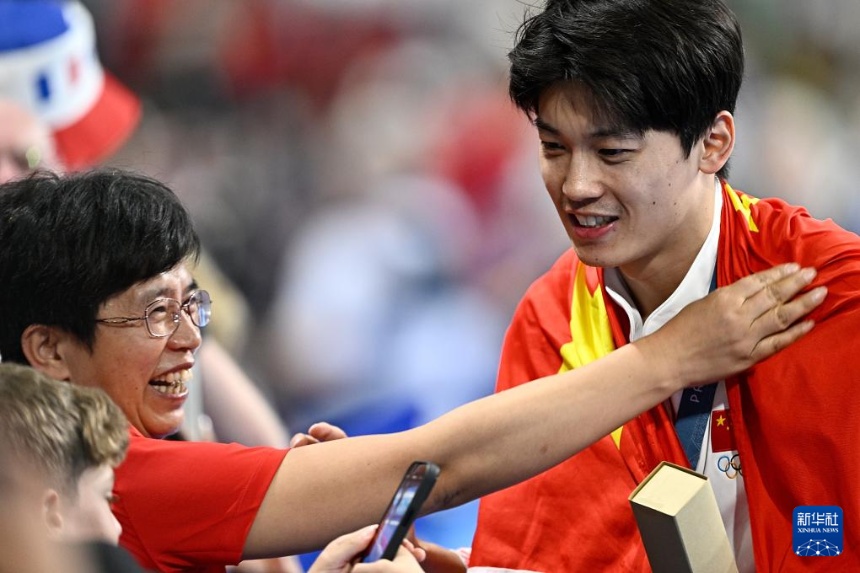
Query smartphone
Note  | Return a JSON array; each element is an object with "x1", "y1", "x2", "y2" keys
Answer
[{"x1": 359, "y1": 460, "x2": 441, "y2": 562}]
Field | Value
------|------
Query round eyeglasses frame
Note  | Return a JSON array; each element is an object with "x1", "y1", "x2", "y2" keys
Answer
[{"x1": 95, "y1": 290, "x2": 212, "y2": 338}]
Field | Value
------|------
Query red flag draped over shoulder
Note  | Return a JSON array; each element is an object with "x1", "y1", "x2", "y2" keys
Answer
[
  {"x1": 470, "y1": 182, "x2": 860, "y2": 571},
  {"x1": 718, "y1": 183, "x2": 860, "y2": 570}
]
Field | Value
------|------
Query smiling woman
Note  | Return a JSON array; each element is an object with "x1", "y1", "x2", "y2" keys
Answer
[
  {"x1": 63, "y1": 263, "x2": 203, "y2": 439},
  {"x1": 84, "y1": 281, "x2": 211, "y2": 436},
  {"x1": 0, "y1": 168, "x2": 824, "y2": 572}
]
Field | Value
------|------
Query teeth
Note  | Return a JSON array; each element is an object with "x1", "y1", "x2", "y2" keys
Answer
[
  {"x1": 575, "y1": 214, "x2": 614, "y2": 228},
  {"x1": 151, "y1": 368, "x2": 192, "y2": 396},
  {"x1": 152, "y1": 381, "x2": 186, "y2": 396}
]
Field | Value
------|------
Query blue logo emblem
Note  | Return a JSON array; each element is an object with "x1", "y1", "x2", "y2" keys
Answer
[{"x1": 793, "y1": 506, "x2": 843, "y2": 557}]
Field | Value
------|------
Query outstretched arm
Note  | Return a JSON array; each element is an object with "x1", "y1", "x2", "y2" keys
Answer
[{"x1": 246, "y1": 264, "x2": 824, "y2": 557}]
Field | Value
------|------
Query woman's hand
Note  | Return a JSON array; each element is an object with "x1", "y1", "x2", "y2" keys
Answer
[
  {"x1": 289, "y1": 422, "x2": 349, "y2": 448},
  {"x1": 307, "y1": 526, "x2": 425, "y2": 573},
  {"x1": 642, "y1": 263, "x2": 826, "y2": 388}
]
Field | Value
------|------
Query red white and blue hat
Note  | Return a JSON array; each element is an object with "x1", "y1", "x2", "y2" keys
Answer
[{"x1": 0, "y1": 0, "x2": 140, "y2": 169}]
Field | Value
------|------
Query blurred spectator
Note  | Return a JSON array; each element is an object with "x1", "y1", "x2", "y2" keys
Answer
[
  {"x1": 0, "y1": 1, "x2": 140, "y2": 170},
  {"x1": 0, "y1": 99, "x2": 60, "y2": 181}
]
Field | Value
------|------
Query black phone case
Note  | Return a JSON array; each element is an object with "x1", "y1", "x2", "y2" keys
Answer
[{"x1": 360, "y1": 460, "x2": 440, "y2": 562}]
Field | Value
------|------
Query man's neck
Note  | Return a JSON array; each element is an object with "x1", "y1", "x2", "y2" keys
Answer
[
  {"x1": 620, "y1": 254, "x2": 703, "y2": 320},
  {"x1": 618, "y1": 179, "x2": 721, "y2": 320}
]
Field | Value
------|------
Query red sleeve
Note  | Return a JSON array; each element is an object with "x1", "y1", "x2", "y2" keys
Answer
[{"x1": 113, "y1": 428, "x2": 288, "y2": 572}]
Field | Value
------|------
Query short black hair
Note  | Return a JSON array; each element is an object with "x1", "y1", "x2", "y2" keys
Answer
[
  {"x1": 509, "y1": 0, "x2": 744, "y2": 177},
  {"x1": 0, "y1": 169, "x2": 200, "y2": 362}
]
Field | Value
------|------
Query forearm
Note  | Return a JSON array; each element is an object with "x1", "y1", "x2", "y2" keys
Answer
[
  {"x1": 421, "y1": 335, "x2": 678, "y2": 506},
  {"x1": 245, "y1": 340, "x2": 676, "y2": 557}
]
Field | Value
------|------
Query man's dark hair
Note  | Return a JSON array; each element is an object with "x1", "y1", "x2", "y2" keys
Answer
[
  {"x1": 0, "y1": 169, "x2": 201, "y2": 362},
  {"x1": 509, "y1": 0, "x2": 744, "y2": 177}
]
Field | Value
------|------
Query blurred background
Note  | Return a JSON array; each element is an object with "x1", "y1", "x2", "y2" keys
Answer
[{"x1": 75, "y1": 0, "x2": 860, "y2": 554}]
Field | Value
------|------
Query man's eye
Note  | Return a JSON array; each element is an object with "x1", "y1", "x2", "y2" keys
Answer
[
  {"x1": 599, "y1": 148, "x2": 628, "y2": 157},
  {"x1": 540, "y1": 141, "x2": 564, "y2": 152}
]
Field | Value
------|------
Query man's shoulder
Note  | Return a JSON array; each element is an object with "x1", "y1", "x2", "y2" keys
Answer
[
  {"x1": 722, "y1": 183, "x2": 860, "y2": 249},
  {"x1": 720, "y1": 184, "x2": 860, "y2": 292},
  {"x1": 724, "y1": 184, "x2": 839, "y2": 230}
]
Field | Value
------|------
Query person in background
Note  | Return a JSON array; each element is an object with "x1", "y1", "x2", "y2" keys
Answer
[
  {"x1": 0, "y1": 440, "x2": 91, "y2": 573},
  {"x1": 0, "y1": 362, "x2": 144, "y2": 572},
  {"x1": 0, "y1": 99, "x2": 61, "y2": 182},
  {"x1": 468, "y1": 1, "x2": 860, "y2": 571},
  {"x1": 0, "y1": 167, "x2": 823, "y2": 572}
]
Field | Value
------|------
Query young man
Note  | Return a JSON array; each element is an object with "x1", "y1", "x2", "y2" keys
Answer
[
  {"x1": 0, "y1": 168, "x2": 821, "y2": 572},
  {"x1": 468, "y1": 1, "x2": 860, "y2": 571}
]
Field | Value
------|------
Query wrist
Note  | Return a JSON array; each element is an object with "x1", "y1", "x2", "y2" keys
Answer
[{"x1": 631, "y1": 333, "x2": 686, "y2": 396}]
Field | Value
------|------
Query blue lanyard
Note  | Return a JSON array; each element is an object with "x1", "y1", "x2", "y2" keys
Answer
[{"x1": 673, "y1": 269, "x2": 719, "y2": 469}]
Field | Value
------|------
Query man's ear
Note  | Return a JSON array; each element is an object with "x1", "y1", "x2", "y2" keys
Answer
[
  {"x1": 699, "y1": 110, "x2": 735, "y2": 175},
  {"x1": 21, "y1": 325, "x2": 73, "y2": 381},
  {"x1": 42, "y1": 488, "x2": 65, "y2": 540}
]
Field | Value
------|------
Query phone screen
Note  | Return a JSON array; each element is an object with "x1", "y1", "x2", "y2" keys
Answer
[{"x1": 361, "y1": 461, "x2": 439, "y2": 562}]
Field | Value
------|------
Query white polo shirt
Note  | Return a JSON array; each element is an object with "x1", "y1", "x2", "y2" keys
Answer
[{"x1": 603, "y1": 181, "x2": 754, "y2": 572}]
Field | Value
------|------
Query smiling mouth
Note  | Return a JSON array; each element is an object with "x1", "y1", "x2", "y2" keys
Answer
[
  {"x1": 150, "y1": 369, "x2": 191, "y2": 396},
  {"x1": 571, "y1": 214, "x2": 618, "y2": 228}
]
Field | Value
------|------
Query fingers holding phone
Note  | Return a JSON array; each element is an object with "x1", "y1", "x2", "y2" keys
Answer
[
  {"x1": 358, "y1": 462, "x2": 440, "y2": 563},
  {"x1": 307, "y1": 461, "x2": 440, "y2": 573},
  {"x1": 307, "y1": 525, "x2": 424, "y2": 573},
  {"x1": 356, "y1": 540, "x2": 426, "y2": 572}
]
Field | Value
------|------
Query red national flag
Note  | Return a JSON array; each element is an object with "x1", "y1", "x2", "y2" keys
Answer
[{"x1": 711, "y1": 409, "x2": 736, "y2": 453}]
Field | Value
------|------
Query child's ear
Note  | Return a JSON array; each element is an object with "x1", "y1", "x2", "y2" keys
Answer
[
  {"x1": 699, "y1": 111, "x2": 735, "y2": 175},
  {"x1": 42, "y1": 489, "x2": 64, "y2": 540},
  {"x1": 21, "y1": 325, "x2": 74, "y2": 381}
]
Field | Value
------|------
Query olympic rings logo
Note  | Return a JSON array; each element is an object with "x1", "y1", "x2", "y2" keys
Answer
[{"x1": 717, "y1": 454, "x2": 742, "y2": 479}]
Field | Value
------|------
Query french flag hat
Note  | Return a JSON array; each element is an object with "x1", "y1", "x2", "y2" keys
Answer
[{"x1": 0, "y1": 0, "x2": 140, "y2": 168}]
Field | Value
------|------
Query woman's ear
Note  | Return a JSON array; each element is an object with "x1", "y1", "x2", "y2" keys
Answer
[
  {"x1": 699, "y1": 110, "x2": 735, "y2": 175},
  {"x1": 21, "y1": 325, "x2": 73, "y2": 381}
]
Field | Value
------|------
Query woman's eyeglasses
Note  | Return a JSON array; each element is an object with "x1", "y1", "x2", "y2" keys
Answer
[{"x1": 96, "y1": 290, "x2": 212, "y2": 338}]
